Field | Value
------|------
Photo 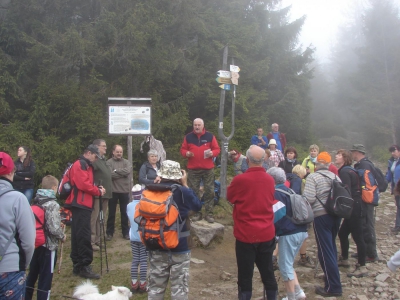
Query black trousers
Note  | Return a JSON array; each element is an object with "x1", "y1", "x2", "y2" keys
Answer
[
  {"x1": 107, "y1": 192, "x2": 130, "y2": 236},
  {"x1": 339, "y1": 217, "x2": 366, "y2": 266},
  {"x1": 235, "y1": 238, "x2": 277, "y2": 293},
  {"x1": 25, "y1": 247, "x2": 57, "y2": 300},
  {"x1": 70, "y1": 207, "x2": 93, "y2": 268}
]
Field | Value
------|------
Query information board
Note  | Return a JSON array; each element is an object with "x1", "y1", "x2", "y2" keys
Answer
[{"x1": 108, "y1": 105, "x2": 151, "y2": 135}]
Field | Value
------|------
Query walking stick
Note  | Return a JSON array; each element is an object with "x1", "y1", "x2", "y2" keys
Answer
[
  {"x1": 98, "y1": 180, "x2": 109, "y2": 274},
  {"x1": 58, "y1": 224, "x2": 66, "y2": 274}
]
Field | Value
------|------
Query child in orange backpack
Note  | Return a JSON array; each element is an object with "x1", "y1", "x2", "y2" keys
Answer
[{"x1": 25, "y1": 175, "x2": 66, "y2": 300}]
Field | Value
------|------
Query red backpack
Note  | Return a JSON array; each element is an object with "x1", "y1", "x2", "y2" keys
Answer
[{"x1": 31, "y1": 200, "x2": 52, "y2": 248}]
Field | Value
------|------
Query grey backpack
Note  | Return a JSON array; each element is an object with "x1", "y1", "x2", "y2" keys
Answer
[{"x1": 275, "y1": 188, "x2": 314, "y2": 225}]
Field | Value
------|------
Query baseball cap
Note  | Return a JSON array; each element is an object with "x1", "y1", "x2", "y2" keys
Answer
[
  {"x1": 0, "y1": 152, "x2": 15, "y2": 176},
  {"x1": 86, "y1": 144, "x2": 101, "y2": 158},
  {"x1": 317, "y1": 152, "x2": 331, "y2": 164},
  {"x1": 350, "y1": 144, "x2": 366, "y2": 154}
]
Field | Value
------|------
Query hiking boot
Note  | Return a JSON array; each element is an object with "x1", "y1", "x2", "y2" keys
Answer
[
  {"x1": 92, "y1": 244, "x2": 100, "y2": 251},
  {"x1": 205, "y1": 215, "x2": 215, "y2": 223},
  {"x1": 347, "y1": 264, "x2": 368, "y2": 278},
  {"x1": 337, "y1": 256, "x2": 350, "y2": 268},
  {"x1": 366, "y1": 256, "x2": 380, "y2": 263},
  {"x1": 191, "y1": 212, "x2": 202, "y2": 222},
  {"x1": 391, "y1": 226, "x2": 400, "y2": 233},
  {"x1": 139, "y1": 281, "x2": 147, "y2": 293},
  {"x1": 73, "y1": 265, "x2": 81, "y2": 276},
  {"x1": 79, "y1": 265, "x2": 100, "y2": 279},
  {"x1": 123, "y1": 234, "x2": 130, "y2": 240},
  {"x1": 315, "y1": 286, "x2": 342, "y2": 297},
  {"x1": 106, "y1": 234, "x2": 113, "y2": 241},
  {"x1": 298, "y1": 255, "x2": 315, "y2": 268},
  {"x1": 131, "y1": 281, "x2": 139, "y2": 293},
  {"x1": 272, "y1": 255, "x2": 279, "y2": 271}
]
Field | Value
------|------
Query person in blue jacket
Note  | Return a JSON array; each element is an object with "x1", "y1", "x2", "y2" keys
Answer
[
  {"x1": 250, "y1": 128, "x2": 268, "y2": 149},
  {"x1": 267, "y1": 167, "x2": 307, "y2": 300},
  {"x1": 387, "y1": 145, "x2": 400, "y2": 232}
]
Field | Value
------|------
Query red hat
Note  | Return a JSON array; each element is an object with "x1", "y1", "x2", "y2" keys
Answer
[{"x1": 0, "y1": 152, "x2": 15, "y2": 176}]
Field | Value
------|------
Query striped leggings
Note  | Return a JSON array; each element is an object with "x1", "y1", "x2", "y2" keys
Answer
[{"x1": 130, "y1": 241, "x2": 148, "y2": 281}]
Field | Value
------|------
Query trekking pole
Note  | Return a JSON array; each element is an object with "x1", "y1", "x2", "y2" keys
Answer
[
  {"x1": 98, "y1": 180, "x2": 109, "y2": 273},
  {"x1": 58, "y1": 224, "x2": 66, "y2": 274}
]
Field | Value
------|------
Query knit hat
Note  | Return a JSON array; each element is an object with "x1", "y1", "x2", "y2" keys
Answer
[
  {"x1": 268, "y1": 139, "x2": 277, "y2": 146},
  {"x1": 317, "y1": 152, "x2": 331, "y2": 164},
  {"x1": 350, "y1": 144, "x2": 366, "y2": 154},
  {"x1": 157, "y1": 160, "x2": 182, "y2": 180},
  {"x1": 0, "y1": 152, "x2": 15, "y2": 176}
]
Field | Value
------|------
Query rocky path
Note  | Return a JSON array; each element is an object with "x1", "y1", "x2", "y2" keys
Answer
[{"x1": 188, "y1": 189, "x2": 400, "y2": 300}]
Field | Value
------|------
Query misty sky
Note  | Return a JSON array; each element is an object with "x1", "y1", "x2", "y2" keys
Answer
[
  {"x1": 282, "y1": 0, "x2": 400, "y2": 62},
  {"x1": 281, "y1": 0, "x2": 350, "y2": 62}
]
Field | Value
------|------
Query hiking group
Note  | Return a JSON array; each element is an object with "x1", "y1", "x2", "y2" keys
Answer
[{"x1": 1, "y1": 120, "x2": 400, "y2": 300}]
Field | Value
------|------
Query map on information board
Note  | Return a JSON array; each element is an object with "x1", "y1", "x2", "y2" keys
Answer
[{"x1": 109, "y1": 106, "x2": 151, "y2": 135}]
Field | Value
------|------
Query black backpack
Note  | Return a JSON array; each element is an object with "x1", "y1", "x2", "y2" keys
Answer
[
  {"x1": 365, "y1": 159, "x2": 388, "y2": 193},
  {"x1": 315, "y1": 172, "x2": 354, "y2": 219}
]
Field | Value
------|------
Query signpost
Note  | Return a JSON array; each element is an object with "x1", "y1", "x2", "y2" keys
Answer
[
  {"x1": 219, "y1": 84, "x2": 231, "y2": 90},
  {"x1": 216, "y1": 77, "x2": 232, "y2": 84},
  {"x1": 217, "y1": 70, "x2": 231, "y2": 78}
]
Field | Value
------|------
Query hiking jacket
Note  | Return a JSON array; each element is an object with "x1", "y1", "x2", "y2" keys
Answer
[
  {"x1": 274, "y1": 184, "x2": 307, "y2": 236},
  {"x1": 127, "y1": 200, "x2": 141, "y2": 243},
  {"x1": 92, "y1": 157, "x2": 112, "y2": 199},
  {"x1": 303, "y1": 168, "x2": 340, "y2": 218},
  {"x1": 339, "y1": 166, "x2": 365, "y2": 218},
  {"x1": 354, "y1": 157, "x2": 380, "y2": 204},
  {"x1": 64, "y1": 156, "x2": 101, "y2": 210},
  {"x1": 32, "y1": 190, "x2": 65, "y2": 251},
  {"x1": 106, "y1": 157, "x2": 131, "y2": 193},
  {"x1": 0, "y1": 178, "x2": 35, "y2": 273},
  {"x1": 267, "y1": 132, "x2": 286, "y2": 151},
  {"x1": 386, "y1": 157, "x2": 400, "y2": 193},
  {"x1": 286, "y1": 173, "x2": 302, "y2": 195},
  {"x1": 139, "y1": 161, "x2": 161, "y2": 186},
  {"x1": 278, "y1": 158, "x2": 300, "y2": 174},
  {"x1": 250, "y1": 135, "x2": 268, "y2": 149},
  {"x1": 227, "y1": 167, "x2": 276, "y2": 243},
  {"x1": 302, "y1": 156, "x2": 338, "y2": 175},
  {"x1": 180, "y1": 128, "x2": 220, "y2": 170},
  {"x1": 13, "y1": 159, "x2": 36, "y2": 190}
]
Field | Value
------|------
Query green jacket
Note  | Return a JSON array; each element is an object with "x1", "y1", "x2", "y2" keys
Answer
[{"x1": 93, "y1": 157, "x2": 113, "y2": 199}]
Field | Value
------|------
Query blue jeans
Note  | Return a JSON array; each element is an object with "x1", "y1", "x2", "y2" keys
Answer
[
  {"x1": 278, "y1": 232, "x2": 307, "y2": 281},
  {"x1": 313, "y1": 214, "x2": 342, "y2": 294},
  {"x1": 16, "y1": 189, "x2": 34, "y2": 203},
  {"x1": 0, "y1": 271, "x2": 26, "y2": 299}
]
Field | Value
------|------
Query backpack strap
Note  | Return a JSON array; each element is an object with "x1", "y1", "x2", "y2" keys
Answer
[
  {"x1": 0, "y1": 187, "x2": 16, "y2": 262},
  {"x1": 275, "y1": 188, "x2": 295, "y2": 196},
  {"x1": 314, "y1": 171, "x2": 332, "y2": 209}
]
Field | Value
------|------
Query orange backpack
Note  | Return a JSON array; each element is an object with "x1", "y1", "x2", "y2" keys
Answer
[{"x1": 134, "y1": 184, "x2": 189, "y2": 251}]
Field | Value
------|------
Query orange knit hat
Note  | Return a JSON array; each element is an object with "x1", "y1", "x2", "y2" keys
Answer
[{"x1": 317, "y1": 151, "x2": 331, "y2": 164}]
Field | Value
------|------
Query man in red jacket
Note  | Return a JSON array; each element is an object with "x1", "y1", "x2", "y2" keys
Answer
[
  {"x1": 65, "y1": 144, "x2": 106, "y2": 279},
  {"x1": 227, "y1": 145, "x2": 278, "y2": 300},
  {"x1": 180, "y1": 118, "x2": 220, "y2": 223}
]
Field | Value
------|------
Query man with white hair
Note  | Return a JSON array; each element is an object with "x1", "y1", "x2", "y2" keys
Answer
[
  {"x1": 267, "y1": 123, "x2": 286, "y2": 152},
  {"x1": 180, "y1": 118, "x2": 220, "y2": 223},
  {"x1": 303, "y1": 152, "x2": 342, "y2": 297},
  {"x1": 227, "y1": 145, "x2": 278, "y2": 300}
]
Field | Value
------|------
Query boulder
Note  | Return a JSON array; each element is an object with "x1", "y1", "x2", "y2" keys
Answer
[{"x1": 191, "y1": 220, "x2": 224, "y2": 246}]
